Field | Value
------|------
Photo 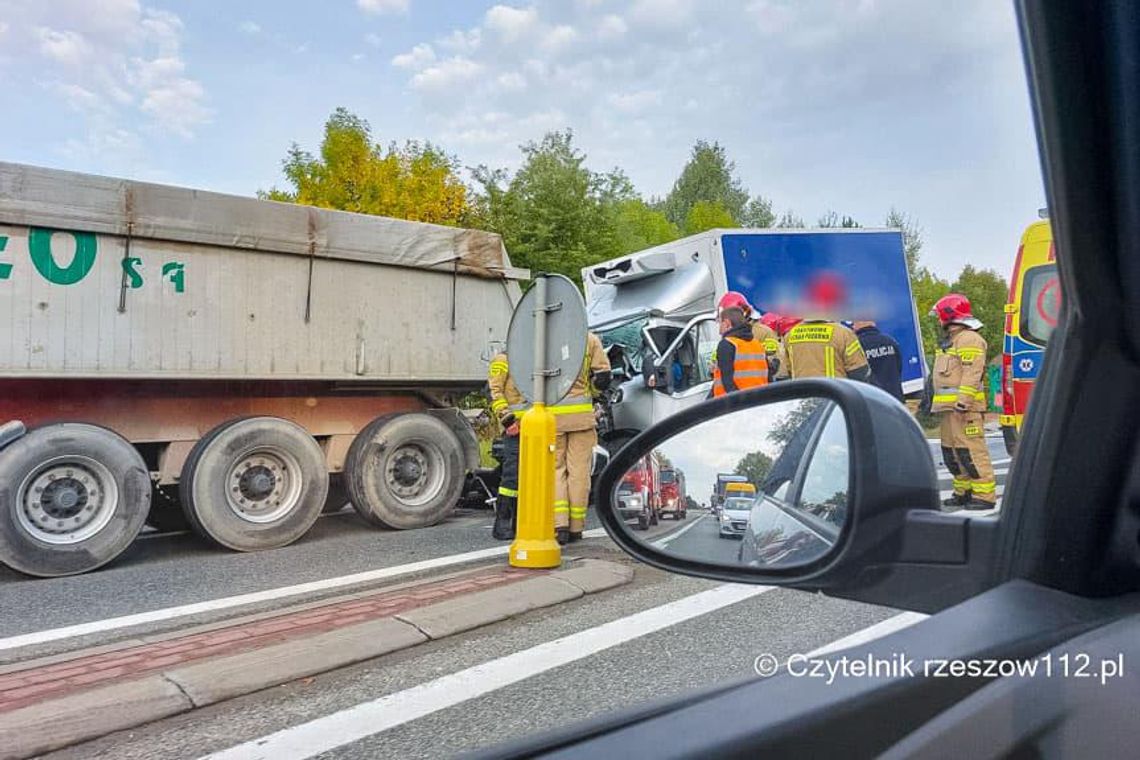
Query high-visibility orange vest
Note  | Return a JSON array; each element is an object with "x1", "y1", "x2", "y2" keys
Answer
[{"x1": 712, "y1": 336, "x2": 769, "y2": 397}]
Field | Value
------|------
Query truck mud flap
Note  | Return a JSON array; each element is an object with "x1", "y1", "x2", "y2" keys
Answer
[{"x1": 0, "y1": 420, "x2": 26, "y2": 452}]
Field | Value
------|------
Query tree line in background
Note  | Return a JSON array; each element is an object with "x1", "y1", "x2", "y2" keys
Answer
[{"x1": 262, "y1": 108, "x2": 1009, "y2": 362}]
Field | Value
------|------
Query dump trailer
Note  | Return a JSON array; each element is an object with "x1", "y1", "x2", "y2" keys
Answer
[{"x1": 0, "y1": 162, "x2": 524, "y2": 577}]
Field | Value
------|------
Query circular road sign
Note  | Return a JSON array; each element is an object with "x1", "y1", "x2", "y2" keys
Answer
[{"x1": 506, "y1": 274, "x2": 588, "y2": 407}]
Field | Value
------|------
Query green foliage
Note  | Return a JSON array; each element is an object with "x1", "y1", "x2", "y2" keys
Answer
[
  {"x1": 684, "y1": 200, "x2": 737, "y2": 235},
  {"x1": 776, "y1": 210, "x2": 806, "y2": 228},
  {"x1": 950, "y1": 265, "x2": 1008, "y2": 361},
  {"x1": 768, "y1": 398, "x2": 826, "y2": 447},
  {"x1": 734, "y1": 450, "x2": 774, "y2": 485},
  {"x1": 818, "y1": 210, "x2": 860, "y2": 228},
  {"x1": 742, "y1": 195, "x2": 776, "y2": 228},
  {"x1": 611, "y1": 199, "x2": 682, "y2": 253},
  {"x1": 886, "y1": 207, "x2": 924, "y2": 280},
  {"x1": 662, "y1": 140, "x2": 751, "y2": 227},
  {"x1": 911, "y1": 265, "x2": 951, "y2": 361},
  {"x1": 260, "y1": 107, "x2": 470, "y2": 226}
]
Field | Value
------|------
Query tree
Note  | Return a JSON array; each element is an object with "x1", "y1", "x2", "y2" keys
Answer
[
  {"x1": 610, "y1": 199, "x2": 681, "y2": 253},
  {"x1": 885, "y1": 207, "x2": 924, "y2": 280},
  {"x1": 662, "y1": 140, "x2": 751, "y2": 227},
  {"x1": 260, "y1": 107, "x2": 470, "y2": 226},
  {"x1": 469, "y1": 130, "x2": 610, "y2": 283},
  {"x1": 818, "y1": 210, "x2": 860, "y2": 228},
  {"x1": 734, "y1": 450, "x2": 774, "y2": 485},
  {"x1": 950, "y1": 265, "x2": 1008, "y2": 361},
  {"x1": 742, "y1": 195, "x2": 776, "y2": 228},
  {"x1": 768, "y1": 398, "x2": 826, "y2": 447},
  {"x1": 911, "y1": 266, "x2": 951, "y2": 360},
  {"x1": 684, "y1": 200, "x2": 737, "y2": 235},
  {"x1": 775, "y1": 210, "x2": 806, "y2": 228}
]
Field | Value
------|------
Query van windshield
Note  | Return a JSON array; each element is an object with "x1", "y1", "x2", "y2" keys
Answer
[
  {"x1": 598, "y1": 318, "x2": 648, "y2": 372},
  {"x1": 1021, "y1": 264, "x2": 1060, "y2": 346}
]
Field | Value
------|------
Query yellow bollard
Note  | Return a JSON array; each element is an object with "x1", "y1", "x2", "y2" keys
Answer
[{"x1": 509, "y1": 402, "x2": 561, "y2": 568}]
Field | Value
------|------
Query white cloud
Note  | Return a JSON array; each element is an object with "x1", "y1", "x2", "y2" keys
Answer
[
  {"x1": 597, "y1": 14, "x2": 627, "y2": 40},
  {"x1": 13, "y1": 4, "x2": 209, "y2": 142},
  {"x1": 357, "y1": 0, "x2": 409, "y2": 15},
  {"x1": 294, "y1": 41, "x2": 310, "y2": 54},
  {"x1": 239, "y1": 20, "x2": 261, "y2": 35},
  {"x1": 411, "y1": 57, "x2": 482, "y2": 92},
  {"x1": 392, "y1": 42, "x2": 436, "y2": 70},
  {"x1": 365, "y1": 32, "x2": 382, "y2": 48},
  {"x1": 607, "y1": 89, "x2": 661, "y2": 113},
  {"x1": 485, "y1": 5, "x2": 539, "y2": 42},
  {"x1": 628, "y1": 0, "x2": 695, "y2": 29},
  {"x1": 495, "y1": 71, "x2": 527, "y2": 91},
  {"x1": 352, "y1": 52, "x2": 366, "y2": 62},
  {"x1": 439, "y1": 28, "x2": 482, "y2": 54},
  {"x1": 540, "y1": 24, "x2": 577, "y2": 52},
  {"x1": 35, "y1": 28, "x2": 91, "y2": 66}
]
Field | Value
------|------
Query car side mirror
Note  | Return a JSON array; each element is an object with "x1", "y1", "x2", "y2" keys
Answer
[{"x1": 596, "y1": 379, "x2": 998, "y2": 613}]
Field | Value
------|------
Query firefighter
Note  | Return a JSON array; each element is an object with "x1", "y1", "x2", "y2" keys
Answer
[
  {"x1": 784, "y1": 274, "x2": 871, "y2": 381},
  {"x1": 930, "y1": 294, "x2": 996, "y2": 509},
  {"x1": 711, "y1": 292, "x2": 769, "y2": 397},
  {"x1": 751, "y1": 310, "x2": 782, "y2": 381},
  {"x1": 487, "y1": 351, "x2": 527, "y2": 540},
  {"x1": 758, "y1": 311, "x2": 789, "y2": 380},
  {"x1": 551, "y1": 332, "x2": 611, "y2": 545}
]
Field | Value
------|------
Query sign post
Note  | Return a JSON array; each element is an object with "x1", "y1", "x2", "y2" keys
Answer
[{"x1": 506, "y1": 274, "x2": 587, "y2": 569}]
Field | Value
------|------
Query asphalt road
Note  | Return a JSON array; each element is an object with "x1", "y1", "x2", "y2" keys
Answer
[{"x1": 43, "y1": 543, "x2": 901, "y2": 760}]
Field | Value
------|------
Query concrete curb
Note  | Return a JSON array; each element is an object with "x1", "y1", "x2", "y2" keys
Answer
[{"x1": 0, "y1": 559, "x2": 633, "y2": 759}]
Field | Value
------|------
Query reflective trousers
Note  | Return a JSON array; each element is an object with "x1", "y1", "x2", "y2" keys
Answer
[
  {"x1": 940, "y1": 411, "x2": 996, "y2": 503},
  {"x1": 555, "y1": 428, "x2": 596, "y2": 532},
  {"x1": 493, "y1": 434, "x2": 520, "y2": 540}
]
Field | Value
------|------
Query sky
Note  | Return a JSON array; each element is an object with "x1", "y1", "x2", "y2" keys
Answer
[
  {"x1": 0, "y1": 0, "x2": 1045, "y2": 280},
  {"x1": 651, "y1": 399, "x2": 804, "y2": 503}
]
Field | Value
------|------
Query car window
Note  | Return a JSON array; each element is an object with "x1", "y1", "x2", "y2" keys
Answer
[
  {"x1": 1021, "y1": 263, "x2": 1060, "y2": 346},
  {"x1": 599, "y1": 318, "x2": 649, "y2": 372},
  {"x1": 795, "y1": 408, "x2": 850, "y2": 527}
]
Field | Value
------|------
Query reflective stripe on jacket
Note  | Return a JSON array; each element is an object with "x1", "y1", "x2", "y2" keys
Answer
[
  {"x1": 931, "y1": 328, "x2": 988, "y2": 413},
  {"x1": 712, "y1": 335, "x2": 769, "y2": 397}
]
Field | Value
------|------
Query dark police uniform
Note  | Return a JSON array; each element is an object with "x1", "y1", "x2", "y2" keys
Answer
[{"x1": 855, "y1": 324, "x2": 904, "y2": 401}]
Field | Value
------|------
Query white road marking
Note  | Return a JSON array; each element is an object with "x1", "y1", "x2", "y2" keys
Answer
[
  {"x1": 807, "y1": 611, "x2": 928, "y2": 657},
  {"x1": 652, "y1": 513, "x2": 708, "y2": 548},
  {"x1": 0, "y1": 528, "x2": 615, "y2": 652},
  {"x1": 201, "y1": 583, "x2": 774, "y2": 760}
]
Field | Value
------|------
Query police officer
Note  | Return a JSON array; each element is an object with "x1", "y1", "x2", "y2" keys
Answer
[
  {"x1": 711, "y1": 292, "x2": 769, "y2": 396},
  {"x1": 853, "y1": 320, "x2": 904, "y2": 401},
  {"x1": 551, "y1": 332, "x2": 611, "y2": 544},
  {"x1": 487, "y1": 351, "x2": 527, "y2": 539},
  {"x1": 930, "y1": 294, "x2": 996, "y2": 509}
]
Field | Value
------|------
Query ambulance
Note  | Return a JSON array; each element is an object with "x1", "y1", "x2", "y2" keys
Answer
[{"x1": 1001, "y1": 214, "x2": 1061, "y2": 455}]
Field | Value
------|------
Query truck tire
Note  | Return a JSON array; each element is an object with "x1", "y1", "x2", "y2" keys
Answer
[
  {"x1": 179, "y1": 417, "x2": 328, "y2": 551},
  {"x1": 345, "y1": 413, "x2": 465, "y2": 530},
  {"x1": 146, "y1": 484, "x2": 190, "y2": 533},
  {"x1": 0, "y1": 423, "x2": 150, "y2": 577},
  {"x1": 323, "y1": 473, "x2": 350, "y2": 514},
  {"x1": 636, "y1": 513, "x2": 649, "y2": 531}
]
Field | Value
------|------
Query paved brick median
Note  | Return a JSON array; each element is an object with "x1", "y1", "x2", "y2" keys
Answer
[{"x1": 0, "y1": 565, "x2": 539, "y2": 713}]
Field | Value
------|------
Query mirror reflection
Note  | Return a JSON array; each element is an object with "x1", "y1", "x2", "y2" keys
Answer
[{"x1": 612, "y1": 397, "x2": 850, "y2": 569}]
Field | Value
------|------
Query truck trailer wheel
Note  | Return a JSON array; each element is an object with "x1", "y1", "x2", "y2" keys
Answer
[
  {"x1": 345, "y1": 413, "x2": 465, "y2": 529},
  {"x1": 180, "y1": 417, "x2": 328, "y2": 551},
  {"x1": 0, "y1": 423, "x2": 150, "y2": 577}
]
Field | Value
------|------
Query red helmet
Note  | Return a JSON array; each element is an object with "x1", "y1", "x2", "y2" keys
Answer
[
  {"x1": 931, "y1": 293, "x2": 975, "y2": 326},
  {"x1": 718, "y1": 291, "x2": 751, "y2": 315},
  {"x1": 777, "y1": 315, "x2": 802, "y2": 336},
  {"x1": 805, "y1": 272, "x2": 847, "y2": 310},
  {"x1": 759, "y1": 312, "x2": 781, "y2": 330}
]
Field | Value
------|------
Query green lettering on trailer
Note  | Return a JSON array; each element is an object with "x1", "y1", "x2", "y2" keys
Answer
[
  {"x1": 162, "y1": 262, "x2": 185, "y2": 293},
  {"x1": 0, "y1": 236, "x2": 9, "y2": 279},
  {"x1": 28, "y1": 227, "x2": 98, "y2": 285},
  {"x1": 121, "y1": 256, "x2": 144, "y2": 289}
]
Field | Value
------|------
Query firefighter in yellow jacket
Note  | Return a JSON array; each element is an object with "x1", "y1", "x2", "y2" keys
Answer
[
  {"x1": 488, "y1": 351, "x2": 527, "y2": 539},
  {"x1": 551, "y1": 332, "x2": 611, "y2": 544},
  {"x1": 930, "y1": 294, "x2": 996, "y2": 509}
]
